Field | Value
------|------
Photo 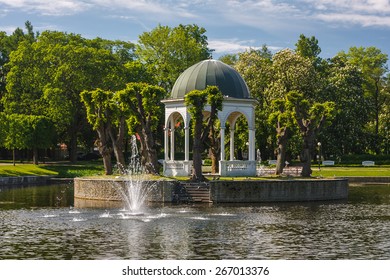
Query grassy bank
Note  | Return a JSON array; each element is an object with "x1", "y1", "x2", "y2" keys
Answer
[
  {"x1": 311, "y1": 166, "x2": 390, "y2": 177},
  {"x1": 0, "y1": 161, "x2": 389, "y2": 178},
  {"x1": 0, "y1": 161, "x2": 105, "y2": 178}
]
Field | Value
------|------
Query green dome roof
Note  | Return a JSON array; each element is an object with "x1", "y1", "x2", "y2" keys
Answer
[{"x1": 170, "y1": 59, "x2": 250, "y2": 99}]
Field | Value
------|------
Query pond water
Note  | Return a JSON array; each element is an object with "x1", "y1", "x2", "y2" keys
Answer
[{"x1": 1, "y1": 182, "x2": 389, "y2": 260}]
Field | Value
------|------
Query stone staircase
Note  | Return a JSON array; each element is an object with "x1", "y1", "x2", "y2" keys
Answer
[{"x1": 174, "y1": 182, "x2": 211, "y2": 203}]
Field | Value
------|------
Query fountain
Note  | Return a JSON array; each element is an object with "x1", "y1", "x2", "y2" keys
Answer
[{"x1": 112, "y1": 135, "x2": 157, "y2": 213}]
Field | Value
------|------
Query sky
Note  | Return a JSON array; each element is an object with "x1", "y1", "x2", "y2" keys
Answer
[{"x1": 1, "y1": 0, "x2": 390, "y2": 60}]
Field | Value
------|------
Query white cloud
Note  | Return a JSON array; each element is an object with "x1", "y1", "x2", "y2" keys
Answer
[
  {"x1": 317, "y1": 12, "x2": 390, "y2": 27},
  {"x1": 0, "y1": 0, "x2": 90, "y2": 16},
  {"x1": 209, "y1": 38, "x2": 282, "y2": 55},
  {"x1": 303, "y1": 0, "x2": 390, "y2": 27}
]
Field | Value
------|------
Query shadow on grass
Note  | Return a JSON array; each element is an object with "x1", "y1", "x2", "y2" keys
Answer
[{"x1": 42, "y1": 161, "x2": 105, "y2": 178}]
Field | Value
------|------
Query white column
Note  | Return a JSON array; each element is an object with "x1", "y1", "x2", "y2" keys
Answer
[
  {"x1": 220, "y1": 127, "x2": 225, "y2": 161},
  {"x1": 249, "y1": 129, "x2": 255, "y2": 161},
  {"x1": 164, "y1": 127, "x2": 169, "y2": 161},
  {"x1": 230, "y1": 129, "x2": 235, "y2": 161},
  {"x1": 170, "y1": 128, "x2": 175, "y2": 161},
  {"x1": 184, "y1": 126, "x2": 190, "y2": 161}
]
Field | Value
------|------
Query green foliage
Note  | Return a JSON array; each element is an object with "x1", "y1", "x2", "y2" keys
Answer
[
  {"x1": 80, "y1": 88, "x2": 115, "y2": 130},
  {"x1": 116, "y1": 82, "x2": 166, "y2": 134},
  {"x1": 0, "y1": 113, "x2": 54, "y2": 151},
  {"x1": 136, "y1": 24, "x2": 212, "y2": 92}
]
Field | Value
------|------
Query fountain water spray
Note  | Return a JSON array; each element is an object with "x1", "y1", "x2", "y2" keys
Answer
[{"x1": 113, "y1": 135, "x2": 157, "y2": 213}]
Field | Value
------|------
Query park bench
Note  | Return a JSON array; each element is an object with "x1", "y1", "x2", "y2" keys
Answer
[
  {"x1": 268, "y1": 159, "x2": 277, "y2": 165},
  {"x1": 362, "y1": 160, "x2": 375, "y2": 166},
  {"x1": 322, "y1": 160, "x2": 335, "y2": 166}
]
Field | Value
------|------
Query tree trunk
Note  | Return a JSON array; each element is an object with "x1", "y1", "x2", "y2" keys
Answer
[
  {"x1": 109, "y1": 117, "x2": 126, "y2": 172},
  {"x1": 211, "y1": 150, "x2": 219, "y2": 174},
  {"x1": 275, "y1": 144, "x2": 286, "y2": 175},
  {"x1": 96, "y1": 127, "x2": 113, "y2": 175},
  {"x1": 68, "y1": 131, "x2": 78, "y2": 163},
  {"x1": 138, "y1": 125, "x2": 159, "y2": 174},
  {"x1": 275, "y1": 126, "x2": 289, "y2": 175},
  {"x1": 192, "y1": 119, "x2": 204, "y2": 181},
  {"x1": 300, "y1": 134, "x2": 314, "y2": 177},
  {"x1": 300, "y1": 147, "x2": 312, "y2": 177},
  {"x1": 209, "y1": 126, "x2": 220, "y2": 174},
  {"x1": 32, "y1": 147, "x2": 39, "y2": 165}
]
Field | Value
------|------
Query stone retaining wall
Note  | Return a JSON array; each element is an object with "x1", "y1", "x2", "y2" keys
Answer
[
  {"x1": 210, "y1": 179, "x2": 348, "y2": 203},
  {"x1": 0, "y1": 175, "x2": 53, "y2": 186},
  {"x1": 74, "y1": 177, "x2": 348, "y2": 204},
  {"x1": 74, "y1": 177, "x2": 177, "y2": 202}
]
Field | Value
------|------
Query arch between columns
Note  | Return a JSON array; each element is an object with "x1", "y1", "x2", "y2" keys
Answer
[{"x1": 163, "y1": 99, "x2": 257, "y2": 177}]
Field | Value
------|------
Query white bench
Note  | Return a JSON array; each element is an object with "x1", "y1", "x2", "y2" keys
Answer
[
  {"x1": 362, "y1": 161, "x2": 375, "y2": 166},
  {"x1": 322, "y1": 160, "x2": 335, "y2": 166},
  {"x1": 268, "y1": 160, "x2": 277, "y2": 165}
]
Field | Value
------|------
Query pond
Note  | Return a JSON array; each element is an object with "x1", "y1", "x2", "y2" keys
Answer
[{"x1": 1, "y1": 182, "x2": 389, "y2": 259}]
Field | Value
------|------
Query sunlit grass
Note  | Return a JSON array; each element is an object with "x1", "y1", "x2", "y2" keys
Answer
[
  {"x1": 0, "y1": 164, "x2": 58, "y2": 177},
  {"x1": 0, "y1": 161, "x2": 389, "y2": 179}
]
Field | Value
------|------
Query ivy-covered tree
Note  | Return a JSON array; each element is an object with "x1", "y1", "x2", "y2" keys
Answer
[
  {"x1": 268, "y1": 98, "x2": 294, "y2": 175},
  {"x1": 287, "y1": 91, "x2": 335, "y2": 177},
  {"x1": 80, "y1": 89, "x2": 120, "y2": 175},
  {"x1": 185, "y1": 86, "x2": 223, "y2": 181},
  {"x1": 265, "y1": 49, "x2": 317, "y2": 171},
  {"x1": 116, "y1": 82, "x2": 166, "y2": 174}
]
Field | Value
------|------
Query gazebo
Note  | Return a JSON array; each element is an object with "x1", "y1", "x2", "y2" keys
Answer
[{"x1": 162, "y1": 59, "x2": 257, "y2": 177}]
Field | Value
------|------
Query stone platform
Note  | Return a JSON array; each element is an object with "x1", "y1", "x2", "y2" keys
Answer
[{"x1": 74, "y1": 177, "x2": 348, "y2": 206}]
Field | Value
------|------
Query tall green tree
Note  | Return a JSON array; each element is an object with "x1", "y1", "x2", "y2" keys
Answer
[
  {"x1": 0, "y1": 114, "x2": 54, "y2": 165},
  {"x1": 287, "y1": 91, "x2": 335, "y2": 177},
  {"x1": 338, "y1": 46, "x2": 388, "y2": 153},
  {"x1": 136, "y1": 24, "x2": 213, "y2": 92},
  {"x1": 80, "y1": 89, "x2": 117, "y2": 175},
  {"x1": 265, "y1": 49, "x2": 317, "y2": 171},
  {"x1": 3, "y1": 31, "x2": 133, "y2": 161},
  {"x1": 235, "y1": 48, "x2": 273, "y2": 159},
  {"x1": 295, "y1": 34, "x2": 323, "y2": 68},
  {"x1": 268, "y1": 98, "x2": 294, "y2": 175},
  {"x1": 319, "y1": 56, "x2": 367, "y2": 157},
  {"x1": 116, "y1": 82, "x2": 166, "y2": 174},
  {"x1": 0, "y1": 21, "x2": 37, "y2": 103},
  {"x1": 185, "y1": 86, "x2": 223, "y2": 181}
]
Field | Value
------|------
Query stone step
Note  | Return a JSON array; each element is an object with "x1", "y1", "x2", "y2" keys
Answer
[{"x1": 174, "y1": 183, "x2": 211, "y2": 203}]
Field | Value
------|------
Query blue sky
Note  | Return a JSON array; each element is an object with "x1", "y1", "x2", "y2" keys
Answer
[{"x1": 1, "y1": 0, "x2": 390, "y2": 60}]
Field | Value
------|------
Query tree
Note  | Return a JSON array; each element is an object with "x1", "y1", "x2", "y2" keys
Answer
[
  {"x1": 338, "y1": 46, "x2": 388, "y2": 154},
  {"x1": 136, "y1": 24, "x2": 213, "y2": 92},
  {"x1": 80, "y1": 89, "x2": 117, "y2": 175},
  {"x1": 3, "y1": 31, "x2": 133, "y2": 162},
  {"x1": 0, "y1": 114, "x2": 54, "y2": 165},
  {"x1": 319, "y1": 56, "x2": 367, "y2": 157},
  {"x1": 116, "y1": 82, "x2": 166, "y2": 174},
  {"x1": 234, "y1": 47, "x2": 273, "y2": 160},
  {"x1": 286, "y1": 91, "x2": 335, "y2": 177},
  {"x1": 185, "y1": 86, "x2": 223, "y2": 181},
  {"x1": 265, "y1": 49, "x2": 317, "y2": 171},
  {"x1": 295, "y1": 34, "x2": 322, "y2": 68},
  {"x1": 268, "y1": 98, "x2": 294, "y2": 175},
  {"x1": 0, "y1": 21, "x2": 37, "y2": 101}
]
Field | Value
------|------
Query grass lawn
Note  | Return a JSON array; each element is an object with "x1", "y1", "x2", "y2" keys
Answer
[
  {"x1": 0, "y1": 164, "x2": 58, "y2": 177},
  {"x1": 0, "y1": 161, "x2": 389, "y2": 178},
  {"x1": 311, "y1": 166, "x2": 390, "y2": 177},
  {"x1": 0, "y1": 161, "x2": 105, "y2": 178}
]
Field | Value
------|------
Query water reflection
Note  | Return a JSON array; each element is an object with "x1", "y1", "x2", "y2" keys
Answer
[{"x1": 0, "y1": 183, "x2": 390, "y2": 259}]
